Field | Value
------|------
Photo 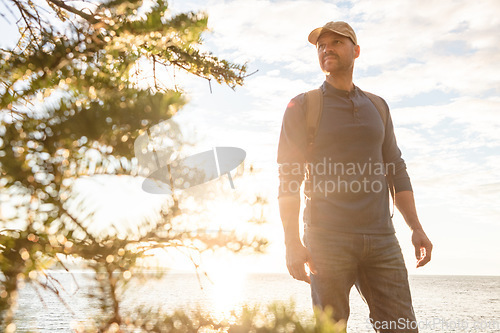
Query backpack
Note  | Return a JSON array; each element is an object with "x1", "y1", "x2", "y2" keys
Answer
[{"x1": 304, "y1": 88, "x2": 395, "y2": 216}]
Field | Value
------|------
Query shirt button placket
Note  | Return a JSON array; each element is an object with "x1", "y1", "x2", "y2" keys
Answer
[{"x1": 351, "y1": 98, "x2": 360, "y2": 122}]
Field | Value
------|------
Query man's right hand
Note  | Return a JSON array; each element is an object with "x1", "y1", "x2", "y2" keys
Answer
[{"x1": 286, "y1": 241, "x2": 317, "y2": 284}]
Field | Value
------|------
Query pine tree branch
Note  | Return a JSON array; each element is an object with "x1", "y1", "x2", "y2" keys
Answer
[
  {"x1": 11, "y1": 0, "x2": 36, "y2": 38},
  {"x1": 45, "y1": 0, "x2": 99, "y2": 24}
]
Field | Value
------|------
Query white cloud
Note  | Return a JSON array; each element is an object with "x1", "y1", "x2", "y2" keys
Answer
[
  {"x1": 205, "y1": 0, "x2": 343, "y2": 68},
  {"x1": 357, "y1": 50, "x2": 500, "y2": 101},
  {"x1": 392, "y1": 96, "x2": 500, "y2": 144},
  {"x1": 353, "y1": 0, "x2": 500, "y2": 64}
]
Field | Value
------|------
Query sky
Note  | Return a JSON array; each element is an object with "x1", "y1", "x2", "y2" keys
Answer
[{"x1": 1, "y1": 0, "x2": 499, "y2": 277}]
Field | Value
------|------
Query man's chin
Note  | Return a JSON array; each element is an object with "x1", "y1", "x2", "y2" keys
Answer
[
  {"x1": 321, "y1": 60, "x2": 338, "y2": 71},
  {"x1": 322, "y1": 65, "x2": 338, "y2": 74}
]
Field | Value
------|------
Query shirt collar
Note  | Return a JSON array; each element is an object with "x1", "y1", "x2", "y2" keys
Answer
[{"x1": 321, "y1": 80, "x2": 358, "y2": 98}]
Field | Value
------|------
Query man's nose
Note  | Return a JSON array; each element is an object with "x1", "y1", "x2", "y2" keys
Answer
[
  {"x1": 324, "y1": 42, "x2": 334, "y2": 52},
  {"x1": 323, "y1": 45, "x2": 335, "y2": 55}
]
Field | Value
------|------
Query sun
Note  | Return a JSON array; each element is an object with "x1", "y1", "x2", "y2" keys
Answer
[{"x1": 206, "y1": 261, "x2": 248, "y2": 320}]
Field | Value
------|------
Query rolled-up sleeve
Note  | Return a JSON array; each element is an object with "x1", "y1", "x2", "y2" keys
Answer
[
  {"x1": 277, "y1": 94, "x2": 308, "y2": 198},
  {"x1": 382, "y1": 103, "x2": 413, "y2": 193}
]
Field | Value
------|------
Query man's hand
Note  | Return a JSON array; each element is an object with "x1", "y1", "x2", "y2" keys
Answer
[
  {"x1": 394, "y1": 191, "x2": 433, "y2": 268},
  {"x1": 285, "y1": 241, "x2": 317, "y2": 284},
  {"x1": 279, "y1": 195, "x2": 316, "y2": 283},
  {"x1": 412, "y1": 229, "x2": 433, "y2": 268}
]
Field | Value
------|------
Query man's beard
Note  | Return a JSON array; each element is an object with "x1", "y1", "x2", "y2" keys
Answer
[
  {"x1": 321, "y1": 55, "x2": 353, "y2": 75},
  {"x1": 323, "y1": 62, "x2": 353, "y2": 76}
]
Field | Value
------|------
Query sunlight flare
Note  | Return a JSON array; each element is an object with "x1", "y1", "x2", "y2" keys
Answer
[{"x1": 207, "y1": 263, "x2": 248, "y2": 320}]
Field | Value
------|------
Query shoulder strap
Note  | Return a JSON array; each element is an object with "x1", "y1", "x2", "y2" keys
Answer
[
  {"x1": 305, "y1": 88, "x2": 323, "y2": 150},
  {"x1": 363, "y1": 91, "x2": 388, "y2": 128}
]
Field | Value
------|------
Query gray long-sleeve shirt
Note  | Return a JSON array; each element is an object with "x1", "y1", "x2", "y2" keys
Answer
[{"x1": 277, "y1": 81, "x2": 412, "y2": 234}]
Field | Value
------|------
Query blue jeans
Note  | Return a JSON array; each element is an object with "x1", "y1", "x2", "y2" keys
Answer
[{"x1": 304, "y1": 227, "x2": 418, "y2": 333}]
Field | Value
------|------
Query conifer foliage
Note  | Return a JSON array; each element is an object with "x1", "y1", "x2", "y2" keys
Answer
[{"x1": 0, "y1": 1, "x2": 262, "y2": 330}]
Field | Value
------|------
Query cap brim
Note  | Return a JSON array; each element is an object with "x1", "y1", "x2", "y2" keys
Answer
[{"x1": 308, "y1": 27, "x2": 351, "y2": 45}]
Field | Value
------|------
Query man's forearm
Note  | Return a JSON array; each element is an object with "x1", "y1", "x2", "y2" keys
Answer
[
  {"x1": 394, "y1": 190, "x2": 423, "y2": 231},
  {"x1": 395, "y1": 190, "x2": 433, "y2": 267},
  {"x1": 278, "y1": 195, "x2": 302, "y2": 246}
]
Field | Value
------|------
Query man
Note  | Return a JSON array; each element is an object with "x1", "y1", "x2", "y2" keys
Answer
[{"x1": 277, "y1": 21, "x2": 433, "y2": 332}]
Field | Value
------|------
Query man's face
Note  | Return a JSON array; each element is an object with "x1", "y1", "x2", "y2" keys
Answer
[{"x1": 316, "y1": 31, "x2": 360, "y2": 75}]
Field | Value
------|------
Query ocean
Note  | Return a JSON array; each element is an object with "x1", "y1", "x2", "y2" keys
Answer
[{"x1": 13, "y1": 271, "x2": 500, "y2": 332}]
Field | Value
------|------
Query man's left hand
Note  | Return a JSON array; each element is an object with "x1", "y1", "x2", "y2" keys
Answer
[{"x1": 412, "y1": 229, "x2": 432, "y2": 268}]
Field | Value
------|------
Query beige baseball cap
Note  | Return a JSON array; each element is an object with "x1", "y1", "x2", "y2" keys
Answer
[{"x1": 308, "y1": 21, "x2": 357, "y2": 45}]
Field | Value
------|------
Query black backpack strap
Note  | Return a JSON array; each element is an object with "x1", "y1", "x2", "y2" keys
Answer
[{"x1": 305, "y1": 88, "x2": 323, "y2": 159}]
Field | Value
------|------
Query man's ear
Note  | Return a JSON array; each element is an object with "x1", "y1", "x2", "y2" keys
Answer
[{"x1": 354, "y1": 45, "x2": 360, "y2": 59}]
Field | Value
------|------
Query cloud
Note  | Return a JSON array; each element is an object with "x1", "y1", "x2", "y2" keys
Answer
[
  {"x1": 357, "y1": 50, "x2": 500, "y2": 101},
  {"x1": 352, "y1": 0, "x2": 500, "y2": 63},
  {"x1": 353, "y1": 0, "x2": 500, "y2": 100},
  {"x1": 205, "y1": 0, "x2": 343, "y2": 68},
  {"x1": 392, "y1": 96, "x2": 500, "y2": 144}
]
